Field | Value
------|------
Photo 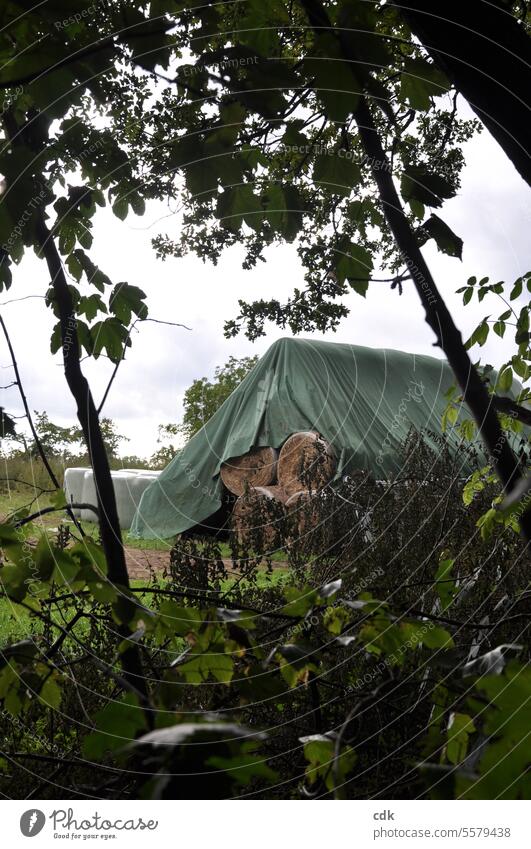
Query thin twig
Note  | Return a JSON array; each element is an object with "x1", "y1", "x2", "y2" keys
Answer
[
  {"x1": 97, "y1": 316, "x2": 191, "y2": 414},
  {"x1": 14, "y1": 502, "x2": 98, "y2": 527}
]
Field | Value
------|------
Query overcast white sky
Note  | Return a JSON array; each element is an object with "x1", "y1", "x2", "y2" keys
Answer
[{"x1": 1, "y1": 107, "x2": 530, "y2": 458}]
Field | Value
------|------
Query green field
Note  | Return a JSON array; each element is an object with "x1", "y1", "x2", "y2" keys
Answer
[
  {"x1": 0, "y1": 490, "x2": 289, "y2": 559},
  {"x1": 0, "y1": 488, "x2": 290, "y2": 642}
]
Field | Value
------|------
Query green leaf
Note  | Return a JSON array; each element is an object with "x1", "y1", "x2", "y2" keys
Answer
[
  {"x1": 112, "y1": 196, "x2": 129, "y2": 220},
  {"x1": 109, "y1": 283, "x2": 148, "y2": 324},
  {"x1": 51, "y1": 550, "x2": 81, "y2": 587},
  {"x1": 312, "y1": 152, "x2": 361, "y2": 197},
  {"x1": 465, "y1": 319, "x2": 489, "y2": 349},
  {"x1": 78, "y1": 294, "x2": 107, "y2": 321},
  {"x1": 89, "y1": 579, "x2": 118, "y2": 604},
  {"x1": 445, "y1": 712, "x2": 475, "y2": 765},
  {"x1": 261, "y1": 184, "x2": 303, "y2": 240},
  {"x1": 209, "y1": 652, "x2": 234, "y2": 684},
  {"x1": 38, "y1": 675, "x2": 62, "y2": 710},
  {"x1": 441, "y1": 403, "x2": 458, "y2": 432},
  {"x1": 422, "y1": 625, "x2": 454, "y2": 650},
  {"x1": 33, "y1": 535, "x2": 57, "y2": 582},
  {"x1": 419, "y1": 214, "x2": 462, "y2": 259},
  {"x1": 82, "y1": 694, "x2": 147, "y2": 760},
  {"x1": 0, "y1": 523, "x2": 22, "y2": 548},
  {"x1": 301, "y1": 732, "x2": 357, "y2": 793},
  {"x1": 515, "y1": 306, "x2": 529, "y2": 345},
  {"x1": 158, "y1": 602, "x2": 203, "y2": 636},
  {"x1": 206, "y1": 751, "x2": 277, "y2": 786},
  {"x1": 496, "y1": 366, "x2": 513, "y2": 393},
  {"x1": 459, "y1": 417, "x2": 476, "y2": 441},
  {"x1": 303, "y1": 38, "x2": 361, "y2": 123},
  {"x1": 510, "y1": 277, "x2": 522, "y2": 300},
  {"x1": 66, "y1": 251, "x2": 83, "y2": 282},
  {"x1": 91, "y1": 318, "x2": 129, "y2": 362},
  {"x1": 72, "y1": 249, "x2": 112, "y2": 292},
  {"x1": 184, "y1": 158, "x2": 219, "y2": 198},
  {"x1": 511, "y1": 355, "x2": 530, "y2": 380},
  {"x1": 435, "y1": 557, "x2": 456, "y2": 612},
  {"x1": 400, "y1": 58, "x2": 451, "y2": 110},
  {"x1": 216, "y1": 184, "x2": 262, "y2": 232},
  {"x1": 401, "y1": 166, "x2": 455, "y2": 209},
  {"x1": 281, "y1": 586, "x2": 317, "y2": 617},
  {"x1": 335, "y1": 239, "x2": 373, "y2": 292}
]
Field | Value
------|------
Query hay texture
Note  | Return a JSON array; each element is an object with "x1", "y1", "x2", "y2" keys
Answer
[
  {"x1": 278, "y1": 431, "x2": 336, "y2": 496},
  {"x1": 220, "y1": 446, "x2": 278, "y2": 496}
]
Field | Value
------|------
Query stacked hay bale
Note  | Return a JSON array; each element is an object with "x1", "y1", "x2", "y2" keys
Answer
[
  {"x1": 223, "y1": 434, "x2": 337, "y2": 546},
  {"x1": 220, "y1": 446, "x2": 278, "y2": 496}
]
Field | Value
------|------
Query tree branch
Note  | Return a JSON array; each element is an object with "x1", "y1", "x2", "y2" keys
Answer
[
  {"x1": 0, "y1": 313, "x2": 84, "y2": 535},
  {"x1": 14, "y1": 502, "x2": 98, "y2": 528},
  {"x1": 34, "y1": 215, "x2": 148, "y2": 701},
  {"x1": 493, "y1": 396, "x2": 531, "y2": 427},
  {"x1": 97, "y1": 317, "x2": 190, "y2": 415}
]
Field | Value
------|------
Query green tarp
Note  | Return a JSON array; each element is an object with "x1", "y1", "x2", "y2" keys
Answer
[{"x1": 130, "y1": 337, "x2": 496, "y2": 539}]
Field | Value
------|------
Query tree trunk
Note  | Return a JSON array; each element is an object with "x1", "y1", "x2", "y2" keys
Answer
[
  {"x1": 300, "y1": 0, "x2": 531, "y2": 541},
  {"x1": 36, "y1": 217, "x2": 148, "y2": 700},
  {"x1": 396, "y1": 0, "x2": 531, "y2": 186}
]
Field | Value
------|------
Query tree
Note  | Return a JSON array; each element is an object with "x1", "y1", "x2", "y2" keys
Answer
[
  {"x1": 395, "y1": 1, "x2": 531, "y2": 187},
  {"x1": 0, "y1": 0, "x2": 176, "y2": 696},
  {"x1": 30, "y1": 411, "x2": 79, "y2": 458},
  {"x1": 180, "y1": 355, "x2": 258, "y2": 439},
  {"x1": 124, "y1": 0, "x2": 529, "y2": 535},
  {"x1": 0, "y1": 0, "x2": 529, "y2": 801}
]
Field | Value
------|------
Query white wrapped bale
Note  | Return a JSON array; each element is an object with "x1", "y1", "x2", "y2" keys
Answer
[
  {"x1": 113, "y1": 473, "x2": 157, "y2": 530},
  {"x1": 78, "y1": 470, "x2": 157, "y2": 529},
  {"x1": 80, "y1": 471, "x2": 97, "y2": 522},
  {"x1": 63, "y1": 467, "x2": 90, "y2": 517}
]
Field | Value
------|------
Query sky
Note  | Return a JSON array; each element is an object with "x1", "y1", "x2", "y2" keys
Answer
[{"x1": 1, "y1": 105, "x2": 530, "y2": 458}]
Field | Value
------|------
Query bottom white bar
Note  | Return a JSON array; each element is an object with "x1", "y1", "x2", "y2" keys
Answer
[{"x1": 3, "y1": 799, "x2": 526, "y2": 848}]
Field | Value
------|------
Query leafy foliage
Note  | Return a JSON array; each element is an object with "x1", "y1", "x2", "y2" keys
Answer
[
  {"x1": 1, "y1": 432, "x2": 528, "y2": 798},
  {"x1": 0, "y1": 0, "x2": 528, "y2": 802},
  {"x1": 179, "y1": 355, "x2": 258, "y2": 440}
]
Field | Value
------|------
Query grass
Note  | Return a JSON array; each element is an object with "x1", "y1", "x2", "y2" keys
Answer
[
  {"x1": 0, "y1": 568, "x2": 290, "y2": 645},
  {"x1": 0, "y1": 489, "x2": 172, "y2": 551},
  {"x1": 0, "y1": 486, "x2": 292, "y2": 643},
  {"x1": 0, "y1": 491, "x2": 288, "y2": 559}
]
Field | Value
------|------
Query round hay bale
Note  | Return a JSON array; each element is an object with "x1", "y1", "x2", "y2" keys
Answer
[
  {"x1": 278, "y1": 431, "x2": 336, "y2": 496},
  {"x1": 231, "y1": 485, "x2": 286, "y2": 548},
  {"x1": 220, "y1": 446, "x2": 278, "y2": 496}
]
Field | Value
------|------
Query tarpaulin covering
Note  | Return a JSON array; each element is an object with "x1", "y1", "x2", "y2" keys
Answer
[{"x1": 130, "y1": 337, "x2": 508, "y2": 539}]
